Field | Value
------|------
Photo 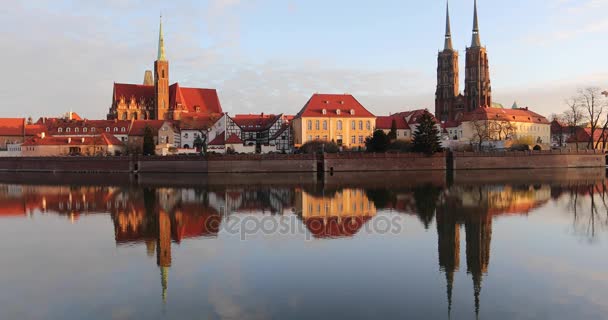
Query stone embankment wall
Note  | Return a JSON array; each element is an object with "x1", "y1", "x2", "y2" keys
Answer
[
  {"x1": 0, "y1": 150, "x2": 602, "y2": 173},
  {"x1": 453, "y1": 150, "x2": 604, "y2": 170},
  {"x1": 323, "y1": 153, "x2": 446, "y2": 172}
]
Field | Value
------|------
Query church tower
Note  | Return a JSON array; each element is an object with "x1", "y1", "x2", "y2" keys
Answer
[
  {"x1": 154, "y1": 16, "x2": 170, "y2": 120},
  {"x1": 464, "y1": 0, "x2": 491, "y2": 112},
  {"x1": 435, "y1": 1, "x2": 460, "y2": 122}
]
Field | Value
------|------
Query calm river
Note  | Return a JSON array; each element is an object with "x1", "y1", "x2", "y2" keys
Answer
[{"x1": 0, "y1": 169, "x2": 607, "y2": 320}]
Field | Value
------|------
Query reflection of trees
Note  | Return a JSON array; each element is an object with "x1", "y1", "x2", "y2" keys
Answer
[
  {"x1": 413, "y1": 185, "x2": 441, "y2": 229},
  {"x1": 560, "y1": 182, "x2": 608, "y2": 242}
]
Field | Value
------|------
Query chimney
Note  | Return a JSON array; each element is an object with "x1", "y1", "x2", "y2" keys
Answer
[{"x1": 68, "y1": 137, "x2": 71, "y2": 144}]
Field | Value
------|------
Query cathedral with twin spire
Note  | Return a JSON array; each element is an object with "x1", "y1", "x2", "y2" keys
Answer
[
  {"x1": 108, "y1": 17, "x2": 223, "y2": 121},
  {"x1": 435, "y1": 0, "x2": 492, "y2": 123}
]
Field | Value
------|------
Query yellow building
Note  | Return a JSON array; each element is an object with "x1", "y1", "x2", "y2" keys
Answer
[{"x1": 292, "y1": 94, "x2": 376, "y2": 148}]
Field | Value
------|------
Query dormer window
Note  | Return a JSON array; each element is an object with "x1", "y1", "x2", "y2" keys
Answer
[
  {"x1": 322, "y1": 109, "x2": 327, "y2": 115},
  {"x1": 58, "y1": 128, "x2": 63, "y2": 133},
  {"x1": 75, "y1": 128, "x2": 79, "y2": 133},
  {"x1": 195, "y1": 106, "x2": 201, "y2": 112},
  {"x1": 121, "y1": 127, "x2": 126, "y2": 132},
  {"x1": 339, "y1": 101, "x2": 344, "y2": 105},
  {"x1": 66, "y1": 128, "x2": 71, "y2": 133},
  {"x1": 114, "y1": 127, "x2": 119, "y2": 132},
  {"x1": 106, "y1": 127, "x2": 110, "y2": 132},
  {"x1": 91, "y1": 128, "x2": 96, "y2": 133},
  {"x1": 83, "y1": 128, "x2": 88, "y2": 133},
  {"x1": 336, "y1": 109, "x2": 341, "y2": 115},
  {"x1": 350, "y1": 109, "x2": 355, "y2": 115}
]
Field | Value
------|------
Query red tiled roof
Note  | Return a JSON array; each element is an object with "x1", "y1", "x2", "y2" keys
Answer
[
  {"x1": 129, "y1": 120, "x2": 167, "y2": 136},
  {"x1": 225, "y1": 134, "x2": 243, "y2": 144},
  {"x1": 208, "y1": 132, "x2": 226, "y2": 146},
  {"x1": 25, "y1": 124, "x2": 46, "y2": 136},
  {"x1": 376, "y1": 115, "x2": 410, "y2": 130},
  {"x1": 0, "y1": 118, "x2": 25, "y2": 136},
  {"x1": 232, "y1": 114, "x2": 281, "y2": 132},
  {"x1": 113, "y1": 83, "x2": 223, "y2": 115},
  {"x1": 567, "y1": 127, "x2": 608, "y2": 143},
  {"x1": 179, "y1": 87, "x2": 223, "y2": 114},
  {"x1": 462, "y1": 107, "x2": 550, "y2": 124},
  {"x1": 179, "y1": 114, "x2": 222, "y2": 130},
  {"x1": 297, "y1": 94, "x2": 375, "y2": 118},
  {"x1": 391, "y1": 109, "x2": 438, "y2": 125},
  {"x1": 22, "y1": 133, "x2": 124, "y2": 146},
  {"x1": 442, "y1": 120, "x2": 461, "y2": 128},
  {"x1": 46, "y1": 119, "x2": 132, "y2": 135},
  {"x1": 113, "y1": 83, "x2": 154, "y2": 102}
]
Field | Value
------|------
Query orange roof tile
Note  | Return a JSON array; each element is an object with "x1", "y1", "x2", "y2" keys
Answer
[
  {"x1": 297, "y1": 94, "x2": 375, "y2": 118},
  {"x1": 0, "y1": 118, "x2": 25, "y2": 136}
]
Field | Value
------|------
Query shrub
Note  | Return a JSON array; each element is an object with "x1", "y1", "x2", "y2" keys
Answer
[
  {"x1": 300, "y1": 140, "x2": 339, "y2": 154},
  {"x1": 365, "y1": 130, "x2": 390, "y2": 153}
]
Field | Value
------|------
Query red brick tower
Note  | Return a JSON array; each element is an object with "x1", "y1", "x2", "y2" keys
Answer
[
  {"x1": 154, "y1": 16, "x2": 170, "y2": 120},
  {"x1": 435, "y1": 1, "x2": 460, "y2": 122},
  {"x1": 464, "y1": 0, "x2": 492, "y2": 112}
]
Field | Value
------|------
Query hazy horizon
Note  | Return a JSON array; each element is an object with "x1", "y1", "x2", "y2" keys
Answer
[{"x1": 1, "y1": 0, "x2": 607, "y2": 120}]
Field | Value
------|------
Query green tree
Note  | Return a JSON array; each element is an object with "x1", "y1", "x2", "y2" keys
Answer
[
  {"x1": 412, "y1": 112, "x2": 442, "y2": 154},
  {"x1": 193, "y1": 135, "x2": 205, "y2": 154},
  {"x1": 365, "y1": 130, "x2": 390, "y2": 153},
  {"x1": 388, "y1": 119, "x2": 398, "y2": 140},
  {"x1": 142, "y1": 126, "x2": 156, "y2": 156}
]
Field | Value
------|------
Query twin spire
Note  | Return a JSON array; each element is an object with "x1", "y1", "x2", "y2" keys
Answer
[
  {"x1": 158, "y1": 15, "x2": 166, "y2": 61},
  {"x1": 443, "y1": 0, "x2": 482, "y2": 51}
]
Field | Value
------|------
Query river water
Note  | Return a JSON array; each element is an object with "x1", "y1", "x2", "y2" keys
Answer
[{"x1": 0, "y1": 170, "x2": 607, "y2": 320}]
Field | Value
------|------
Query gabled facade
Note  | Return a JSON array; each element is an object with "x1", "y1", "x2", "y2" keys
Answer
[{"x1": 292, "y1": 94, "x2": 376, "y2": 148}]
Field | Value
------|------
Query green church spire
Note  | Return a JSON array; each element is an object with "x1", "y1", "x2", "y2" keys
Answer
[{"x1": 158, "y1": 15, "x2": 166, "y2": 61}]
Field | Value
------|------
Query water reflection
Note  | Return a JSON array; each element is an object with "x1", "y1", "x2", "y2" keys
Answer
[{"x1": 0, "y1": 170, "x2": 607, "y2": 319}]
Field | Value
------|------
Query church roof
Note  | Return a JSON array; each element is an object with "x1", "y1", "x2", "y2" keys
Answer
[
  {"x1": 462, "y1": 107, "x2": 550, "y2": 124},
  {"x1": 296, "y1": 94, "x2": 375, "y2": 118},
  {"x1": 0, "y1": 118, "x2": 25, "y2": 136},
  {"x1": 112, "y1": 83, "x2": 223, "y2": 116}
]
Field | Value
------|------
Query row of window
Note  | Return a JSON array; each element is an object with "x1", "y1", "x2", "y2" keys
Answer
[
  {"x1": 307, "y1": 135, "x2": 365, "y2": 144},
  {"x1": 58, "y1": 127, "x2": 126, "y2": 133},
  {"x1": 307, "y1": 120, "x2": 372, "y2": 131},
  {"x1": 307, "y1": 201, "x2": 373, "y2": 214}
]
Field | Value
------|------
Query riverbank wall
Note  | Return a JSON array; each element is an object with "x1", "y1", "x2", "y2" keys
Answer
[{"x1": 0, "y1": 150, "x2": 601, "y2": 173}]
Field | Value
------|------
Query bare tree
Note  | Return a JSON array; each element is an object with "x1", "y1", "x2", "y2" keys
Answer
[
  {"x1": 491, "y1": 120, "x2": 516, "y2": 141},
  {"x1": 469, "y1": 117, "x2": 491, "y2": 150},
  {"x1": 576, "y1": 87, "x2": 607, "y2": 149},
  {"x1": 562, "y1": 97, "x2": 584, "y2": 150}
]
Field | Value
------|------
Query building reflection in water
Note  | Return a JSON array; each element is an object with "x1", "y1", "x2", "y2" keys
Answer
[
  {"x1": 0, "y1": 177, "x2": 606, "y2": 315},
  {"x1": 296, "y1": 188, "x2": 376, "y2": 238}
]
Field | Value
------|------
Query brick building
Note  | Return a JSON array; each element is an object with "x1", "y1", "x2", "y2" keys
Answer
[{"x1": 107, "y1": 18, "x2": 223, "y2": 121}]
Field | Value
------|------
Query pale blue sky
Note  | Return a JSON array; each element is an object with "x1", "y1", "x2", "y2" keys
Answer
[{"x1": 1, "y1": 0, "x2": 607, "y2": 118}]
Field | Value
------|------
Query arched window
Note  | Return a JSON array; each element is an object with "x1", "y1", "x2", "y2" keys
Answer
[
  {"x1": 122, "y1": 112, "x2": 128, "y2": 120},
  {"x1": 323, "y1": 120, "x2": 327, "y2": 130},
  {"x1": 315, "y1": 120, "x2": 320, "y2": 130},
  {"x1": 83, "y1": 128, "x2": 88, "y2": 133},
  {"x1": 307, "y1": 120, "x2": 312, "y2": 130},
  {"x1": 162, "y1": 70, "x2": 165, "y2": 78},
  {"x1": 359, "y1": 121, "x2": 363, "y2": 130},
  {"x1": 91, "y1": 128, "x2": 96, "y2": 133},
  {"x1": 58, "y1": 128, "x2": 63, "y2": 133},
  {"x1": 337, "y1": 120, "x2": 342, "y2": 130},
  {"x1": 366, "y1": 121, "x2": 371, "y2": 130},
  {"x1": 114, "y1": 127, "x2": 119, "y2": 132},
  {"x1": 66, "y1": 128, "x2": 71, "y2": 133},
  {"x1": 351, "y1": 121, "x2": 356, "y2": 130},
  {"x1": 121, "y1": 127, "x2": 126, "y2": 132},
  {"x1": 106, "y1": 127, "x2": 110, "y2": 132},
  {"x1": 132, "y1": 113, "x2": 138, "y2": 120},
  {"x1": 75, "y1": 128, "x2": 79, "y2": 133}
]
